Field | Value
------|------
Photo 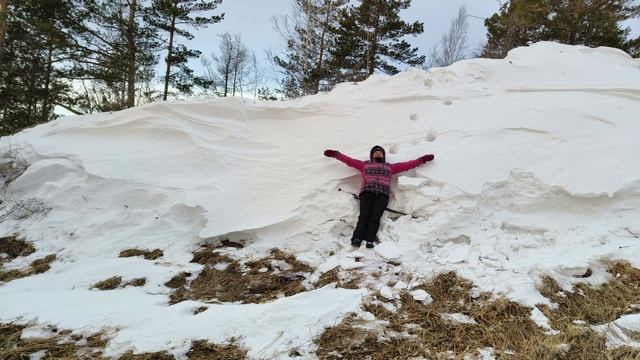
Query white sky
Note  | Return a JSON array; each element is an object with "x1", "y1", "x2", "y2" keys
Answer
[{"x1": 179, "y1": 0, "x2": 639, "y2": 87}]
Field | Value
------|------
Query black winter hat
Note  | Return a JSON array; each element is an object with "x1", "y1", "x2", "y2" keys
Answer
[{"x1": 370, "y1": 145, "x2": 386, "y2": 161}]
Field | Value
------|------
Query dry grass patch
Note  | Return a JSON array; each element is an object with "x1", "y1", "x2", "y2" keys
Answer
[
  {"x1": 119, "y1": 248, "x2": 163, "y2": 260},
  {"x1": 2, "y1": 323, "x2": 248, "y2": 360},
  {"x1": 186, "y1": 339, "x2": 248, "y2": 360},
  {"x1": 118, "y1": 340, "x2": 247, "y2": 360},
  {"x1": 118, "y1": 350, "x2": 175, "y2": 360},
  {"x1": 93, "y1": 276, "x2": 122, "y2": 290},
  {"x1": 92, "y1": 276, "x2": 147, "y2": 290},
  {"x1": 0, "y1": 235, "x2": 35, "y2": 261},
  {"x1": 316, "y1": 267, "x2": 364, "y2": 289},
  {"x1": 528, "y1": 262, "x2": 640, "y2": 359},
  {"x1": 219, "y1": 239, "x2": 244, "y2": 249},
  {"x1": 318, "y1": 273, "x2": 540, "y2": 359},
  {"x1": 316, "y1": 314, "x2": 430, "y2": 360},
  {"x1": 538, "y1": 262, "x2": 640, "y2": 327},
  {"x1": 0, "y1": 235, "x2": 56, "y2": 283},
  {"x1": 126, "y1": 277, "x2": 147, "y2": 287},
  {"x1": 0, "y1": 254, "x2": 56, "y2": 282},
  {"x1": 317, "y1": 270, "x2": 640, "y2": 359},
  {"x1": 315, "y1": 267, "x2": 340, "y2": 288},
  {"x1": 394, "y1": 273, "x2": 540, "y2": 355},
  {"x1": 169, "y1": 245, "x2": 314, "y2": 304},
  {"x1": 165, "y1": 271, "x2": 190, "y2": 288},
  {"x1": 0, "y1": 323, "x2": 107, "y2": 360}
]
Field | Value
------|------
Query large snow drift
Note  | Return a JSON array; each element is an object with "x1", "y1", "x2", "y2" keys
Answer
[{"x1": 1, "y1": 42, "x2": 639, "y2": 358}]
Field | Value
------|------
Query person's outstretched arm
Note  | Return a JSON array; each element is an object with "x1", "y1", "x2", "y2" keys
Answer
[
  {"x1": 324, "y1": 150, "x2": 364, "y2": 171},
  {"x1": 391, "y1": 154, "x2": 434, "y2": 174}
]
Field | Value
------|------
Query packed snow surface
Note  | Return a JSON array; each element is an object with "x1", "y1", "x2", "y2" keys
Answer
[{"x1": 1, "y1": 42, "x2": 640, "y2": 358}]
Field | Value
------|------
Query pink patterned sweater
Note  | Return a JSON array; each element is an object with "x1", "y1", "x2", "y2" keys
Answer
[{"x1": 334, "y1": 152, "x2": 424, "y2": 196}]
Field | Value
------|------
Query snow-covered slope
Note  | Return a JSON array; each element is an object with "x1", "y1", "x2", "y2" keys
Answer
[{"x1": 1, "y1": 42, "x2": 640, "y2": 358}]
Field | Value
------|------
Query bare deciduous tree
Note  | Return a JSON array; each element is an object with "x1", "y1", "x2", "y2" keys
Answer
[
  {"x1": 429, "y1": 5, "x2": 469, "y2": 68},
  {"x1": 202, "y1": 32, "x2": 254, "y2": 97},
  {"x1": 249, "y1": 52, "x2": 263, "y2": 99}
]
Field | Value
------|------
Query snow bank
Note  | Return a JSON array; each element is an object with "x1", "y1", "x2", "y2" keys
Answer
[{"x1": 1, "y1": 42, "x2": 639, "y2": 357}]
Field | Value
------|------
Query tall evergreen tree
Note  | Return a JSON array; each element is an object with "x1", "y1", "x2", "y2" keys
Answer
[
  {"x1": 273, "y1": 0, "x2": 347, "y2": 98},
  {"x1": 0, "y1": 0, "x2": 80, "y2": 135},
  {"x1": 628, "y1": 36, "x2": 640, "y2": 57},
  {"x1": 72, "y1": 0, "x2": 160, "y2": 112},
  {"x1": 146, "y1": 0, "x2": 224, "y2": 100},
  {"x1": 329, "y1": 0, "x2": 424, "y2": 83},
  {"x1": 482, "y1": 0, "x2": 640, "y2": 58}
]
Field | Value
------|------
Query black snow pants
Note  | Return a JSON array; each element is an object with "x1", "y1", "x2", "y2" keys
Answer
[{"x1": 352, "y1": 191, "x2": 389, "y2": 243}]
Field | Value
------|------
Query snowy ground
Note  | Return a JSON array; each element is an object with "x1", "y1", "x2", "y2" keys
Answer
[{"x1": 1, "y1": 42, "x2": 640, "y2": 358}]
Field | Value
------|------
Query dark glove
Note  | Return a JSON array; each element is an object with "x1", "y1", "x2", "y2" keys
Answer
[
  {"x1": 420, "y1": 154, "x2": 435, "y2": 163},
  {"x1": 324, "y1": 149, "x2": 338, "y2": 158}
]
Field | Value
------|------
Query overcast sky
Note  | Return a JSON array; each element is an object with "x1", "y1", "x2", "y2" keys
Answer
[{"x1": 180, "y1": 0, "x2": 639, "y2": 86}]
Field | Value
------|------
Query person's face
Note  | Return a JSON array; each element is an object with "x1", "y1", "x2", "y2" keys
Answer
[{"x1": 373, "y1": 150, "x2": 384, "y2": 159}]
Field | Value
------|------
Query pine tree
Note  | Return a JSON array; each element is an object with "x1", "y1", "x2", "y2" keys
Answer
[
  {"x1": 273, "y1": 0, "x2": 347, "y2": 98},
  {"x1": 0, "y1": 0, "x2": 80, "y2": 135},
  {"x1": 146, "y1": 0, "x2": 224, "y2": 100},
  {"x1": 628, "y1": 36, "x2": 640, "y2": 57},
  {"x1": 482, "y1": 0, "x2": 640, "y2": 58},
  {"x1": 329, "y1": 0, "x2": 424, "y2": 83},
  {"x1": 482, "y1": 0, "x2": 549, "y2": 58},
  {"x1": 70, "y1": 0, "x2": 160, "y2": 112}
]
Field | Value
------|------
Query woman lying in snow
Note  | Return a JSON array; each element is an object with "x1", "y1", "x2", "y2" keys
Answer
[{"x1": 324, "y1": 145, "x2": 434, "y2": 248}]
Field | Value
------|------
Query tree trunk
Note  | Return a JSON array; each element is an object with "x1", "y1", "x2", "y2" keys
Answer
[
  {"x1": 41, "y1": 44, "x2": 54, "y2": 123},
  {"x1": 232, "y1": 52, "x2": 241, "y2": 96},
  {"x1": 368, "y1": 15, "x2": 379, "y2": 76},
  {"x1": 163, "y1": 10, "x2": 177, "y2": 101},
  {"x1": 314, "y1": 4, "x2": 331, "y2": 93},
  {"x1": 223, "y1": 60, "x2": 229, "y2": 96},
  {"x1": 232, "y1": 64, "x2": 237, "y2": 96},
  {"x1": 126, "y1": 0, "x2": 137, "y2": 108},
  {"x1": 0, "y1": 0, "x2": 8, "y2": 54},
  {"x1": 301, "y1": 0, "x2": 312, "y2": 93},
  {"x1": 223, "y1": 43, "x2": 233, "y2": 97}
]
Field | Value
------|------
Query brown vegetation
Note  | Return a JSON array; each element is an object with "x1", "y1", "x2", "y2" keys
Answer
[
  {"x1": 315, "y1": 266, "x2": 364, "y2": 289},
  {"x1": 186, "y1": 339, "x2": 248, "y2": 360},
  {"x1": 317, "y1": 267, "x2": 640, "y2": 359},
  {"x1": 0, "y1": 235, "x2": 35, "y2": 261},
  {"x1": 165, "y1": 271, "x2": 190, "y2": 288},
  {"x1": 169, "y1": 245, "x2": 314, "y2": 304},
  {"x1": 119, "y1": 248, "x2": 163, "y2": 260},
  {"x1": 0, "y1": 323, "x2": 248, "y2": 360},
  {"x1": 0, "y1": 323, "x2": 106, "y2": 360},
  {"x1": 0, "y1": 254, "x2": 56, "y2": 282},
  {"x1": 92, "y1": 276, "x2": 147, "y2": 290},
  {"x1": 92, "y1": 276, "x2": 122, "y2": 290}
]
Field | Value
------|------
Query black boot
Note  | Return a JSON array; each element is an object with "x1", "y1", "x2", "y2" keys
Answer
[
  {"x1": 351, "y1": 238, "x2": 362, "y2": 247},
  {"x1": 366, "y1": 241, "x2": 374, "y2": 248}
]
